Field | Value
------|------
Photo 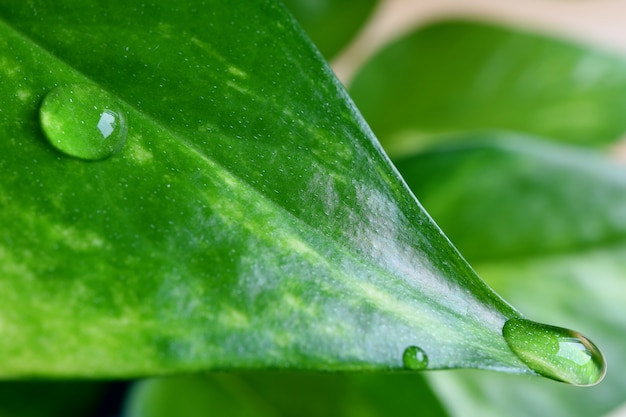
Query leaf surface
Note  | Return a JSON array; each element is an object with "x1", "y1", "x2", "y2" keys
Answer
[{"x1": 0, "y1": 1, "x2": 528, "y2": 377}]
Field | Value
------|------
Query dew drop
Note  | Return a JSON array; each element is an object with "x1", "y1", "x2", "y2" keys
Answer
[
  {"x1": 39, "y1": 84, "x2": 128, "y2": 161},
  {"x1": 402, "y1": 346, "x2": 428, "y2": 370},
  {"x1": 503, "y1": 318, "x2": 606, "y2": 386}
]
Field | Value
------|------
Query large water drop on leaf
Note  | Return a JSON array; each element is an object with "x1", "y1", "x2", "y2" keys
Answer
[
  {"x1": 503, "y1": 318, "x2": 606, "y2": 386},
  {"x1": 39, "y1": 84, "x2": 127, "y2": 161}
]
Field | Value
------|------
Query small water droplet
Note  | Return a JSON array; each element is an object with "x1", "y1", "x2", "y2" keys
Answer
[
  {"x1": 503, "y1": 318, "x2": 606, "y2": 386},
  {"x1": 402, "y1": 346, "x2": 428, "y2": 370},
  {"x1": 39, "y1": 84, "x2": 128, "y2": 161}
]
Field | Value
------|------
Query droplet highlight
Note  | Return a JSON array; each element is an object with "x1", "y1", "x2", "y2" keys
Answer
[
  {"x1": 39, "y1": 84, "x2": 128, "y2": 160},
  {"x1": 503, "y1": 318, "x2": 606, "y2": 386},
  {"x1": 402, "y1": 346, "x2": 428, "y2": 370}
]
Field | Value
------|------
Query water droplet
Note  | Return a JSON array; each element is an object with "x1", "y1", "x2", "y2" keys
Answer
[
  {"x1": 503, "y1": 318, "x2": 606, "y2": 386},
  {"x1": 39, "y1": 84, "x2": 128, "y2": 160},
  {"x1": 403, "y1": 346, "x2": 428, "y2": 370}
]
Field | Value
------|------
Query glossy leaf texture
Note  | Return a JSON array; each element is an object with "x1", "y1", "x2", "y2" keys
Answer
[
  {"x1": 282, "y1": 0, "x2": 377, "y2": 59},
  {"x1": 123, "y1": 374, "x2": 448, "y2": 417},
  {"x1": 394, "y1": 133, "x2": 626, "y2": 416},
  {"x1": 0, "y1": 1, "x2": 531, "y2": 377},
  {"x1": 348, "y1": 20, "x2": 626, "y2": 156}
]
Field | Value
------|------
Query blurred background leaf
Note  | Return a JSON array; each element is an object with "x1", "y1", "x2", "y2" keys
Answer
[
  {"x1": 394, "y1": 132, "x2": 626, "y2": 261},
  {"x1": 282, "y1": 0, "x2": 378, "y2": 59},
  {"x1": 124, "y1": 373, "x2": 448, "y2": 417},
  {"x1": 348, "y1": 20, "x2": 626, "y2": 156}
]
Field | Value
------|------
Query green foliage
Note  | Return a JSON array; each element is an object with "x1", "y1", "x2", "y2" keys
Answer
[{"x1": 0, "y1": 0, "x2": 623, "y2": 415}]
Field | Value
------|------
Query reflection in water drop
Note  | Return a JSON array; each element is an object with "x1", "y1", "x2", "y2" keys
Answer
[
  {"x1": 403, "y1": 346, "x2": 428, "y2": 370},
  {"x1": 503, "y1": 318, "x2": 606, "y2": 386},
  {"x1": 97, "y1": 110, "x2": 117, "y2": 139},
  {"x1": 39, "y1": 84, "x2": 128, "y2": 161}
]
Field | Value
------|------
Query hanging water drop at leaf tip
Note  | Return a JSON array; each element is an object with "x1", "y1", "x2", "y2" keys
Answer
[{"x1": 503, "y1": 318, "x2": 606, "y2": 386}]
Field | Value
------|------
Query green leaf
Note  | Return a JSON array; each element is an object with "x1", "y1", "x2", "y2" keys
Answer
[
  {"x1": 394, "y1": 133, "x2": 626, "y2": 415},
  {"x1": 394, "y1": 131, "x2": 626, "y2": 262},
  {"x1": 0, "y1": 1, "x2": 543, "y2": 379},
  {"x1": 124, "y1": 374, "x2": 448, "y2": 417},
  {"x1": 348, "y1": 21, "x2": 626, "y2": 156},
  {"x1": 281, "y1": 0, "x2": 377, "y2": 59}
]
